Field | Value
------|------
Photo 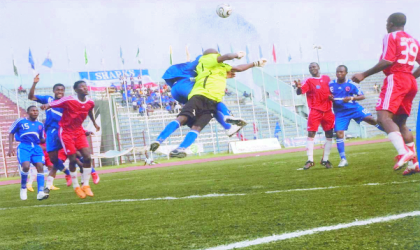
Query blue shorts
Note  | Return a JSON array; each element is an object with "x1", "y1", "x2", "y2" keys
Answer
[
  {"x1": 334, "y1": 107, "x2": 371, "y2": 131},
  {"x1": 46, "y1": 128, "x2": 62, "y2": 152},
  {"x1": 171, "y1": 79, "x2": 194, "y2": 104},
  {"x1": 17, "y1": 143, "x2": 45, "y2": 165}
]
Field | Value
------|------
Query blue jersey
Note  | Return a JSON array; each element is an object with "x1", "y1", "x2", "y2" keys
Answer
[
  {"x1": 35, "y1": 95, "x2": 63, "y2": 131},
  {"x1": 162, "y1": 56, "x2": 202, "y2": 87},
  {"x1": 329, "y1": 79, "x2": 364, "y2": 112},
  {"x1": 9, "y1": 118, "x2": 44, "y2": 145}
]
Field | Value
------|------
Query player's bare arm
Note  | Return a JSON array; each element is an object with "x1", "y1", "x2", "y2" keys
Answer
[
  {"x1": 413, "y1": 67, "x2": 420, "y2": 79},
  {"x1": 294, "y1": 80, "x2": 302, "y2": 95},
  {"x1": 351, "y1": 60, "x2": 393, "y2": 83},
  {"x1": 342, "y1": 94, "x2": 365, "y2": 103},
  {"x1": 217, "y1": 51, "x2": 246, "y2": 63},
  {"x1": 7, "y1": 133, "x2": 15, "y2": 157},
  {"x1": 28, "y1": 74, "x2": 40, "y2": 101},
  {"x1": 88, "y1": 109, "x2": 100, "y2": 132},
  {"x1": 231, "y1": 59, "x2": 267, "y2": 72}
]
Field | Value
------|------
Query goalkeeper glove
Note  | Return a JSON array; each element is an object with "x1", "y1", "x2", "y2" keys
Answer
[
  {"x1": 236, "y1": 51, "x2": 246, "y2": 59},
  {"x1": 253, "y1": 58, "x2": 267, "y2": 67}
]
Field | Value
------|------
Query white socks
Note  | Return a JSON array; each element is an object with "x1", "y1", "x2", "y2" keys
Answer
[
  {"x1": 71, "y1": 172, "x2": 79, "y2": 189},
  {"x1": 388, "y1": 132, "x2": 408, "y2": 155},
  {"x1": 82, "y1": 168, "x2": 92, "y2": 187},
  {"x1": 46, "y1": 176, "x2": 54, "y2": 188},
  {"x1": 323, "y1": 138, "x2": 333, "y2": 161},
  {"x1": 307, "y1": 137, "x2": 314, "y2": 162},
  {"x1": 28, "y1": 167, "x2": 37, "y2": 185}
]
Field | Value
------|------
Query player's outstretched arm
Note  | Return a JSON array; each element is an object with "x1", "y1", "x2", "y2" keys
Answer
[
  {"x1": 294, "y1": 80, "x2": 302, "y2": 95},
  {"x1": 231, "y1": 58, "x2": 267, "y2": 72},
  {"x1": 7, "y1": 134, "x2": 15, "y2": 157},
  {"x1": 217, "y1": 51, "x2": 246, "y2": 63},
  {"x1": 88, "y1": 110, "x2": 100, "y2": 132},
  {"x1": 28, "y1": 74, "x2": 40, "y2": 101},
  {"x1": 351, "y1": 60, "x2": 393, "y2": 83},
  {"x1": 40, "y1": 104, "x2": 51, "y2": 110}
]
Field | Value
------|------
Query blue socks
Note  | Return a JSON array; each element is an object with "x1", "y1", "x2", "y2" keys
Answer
[
  {"x1": 64, "y1": 169, "x2": 70, "y2": 175},
  {"x1": 375, "y1": 124, "x2": 385, "y2": 132},
  {"x1": 54, "y1": 159, "x2": 65, "y2": 171},
  {"x1": 156, "y1": 120, "x2": 181, "y2": 143},
  {"x1": 37, "y1": 173, "x2": 44, "y2": 193},
  {"x1": 179, "y1": 130, "x2": 199, "y2": 149},
  {"x1": 20, "y1": 170, "x2": 28, "y2": 189},
  {"x1": 91, "y1": 167, "x2": 96, "y2": 173},
  {"x1": 337, "y1": 138, "x2": 346, "y2": 160},
  {"x1": 215, "y1": 103, "x2": 232, "y2": 130}
]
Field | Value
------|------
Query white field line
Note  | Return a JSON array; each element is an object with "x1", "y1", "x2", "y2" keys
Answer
[
  {"x1": 265, "y1": 180, "x2": 420, "y2": 194},
  {"x1": 0, "y1": 193, "x2": 245, "y2": 211},
  {"x1": 0, "y1": 180, "x2": 418, "y2": 211},
  {"x1": 203, "y1": 211, "x2": 420, "y2": 250}
]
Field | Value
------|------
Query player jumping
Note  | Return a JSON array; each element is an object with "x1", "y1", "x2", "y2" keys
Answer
[
  {"x1": 352, "y1": 13, "x2": 420, "y2": 175},
  {"x1": 41, "y1": 80, "x2": 100, "y2": 198},
  {"x1": 329, "y1": 65, "x2": 384, "y2": 167},
  {"x1": 8, "y1": 106, "x2": 49, "y2": 201},
  {"x1": 151, "y1": 49, "x2": 266, "y2": 158},
  {"x1": 295, "y1": 62, "x2": 334, "y2": 170}
]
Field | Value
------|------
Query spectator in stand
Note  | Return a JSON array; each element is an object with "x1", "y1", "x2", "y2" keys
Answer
[
  {"x1": 225, "y1": 88, "x2": 232, "y2": 96},
  {"x1": 165, "y1": 103, "x2": 173, "y2": 113},
  {"x1": 18, "y1": 85, "x2": 27, "y2": 94},
  {"x1": 146, "y1": 104, "x2": 153, "y2": 116},
  {"x1": 152, "y1": 94, "x2": 161, "y2": 109},
  {"x1": 139, "y1": 102, "x2": 145, "y2": 116},
  {"x1": 373, "y1": 83, "x2": 378, "y2": 93},
  {"x1": 130, "y1": 76, "x2": 135, "y2": 90},
  {"x1": 121, "y1": 90, "x2": 127, "y2": 105},
  {"x1": 110, "y1": 83, "x2": 117, "y2": 92},
  {"x1": 132, "y1": 95, "x2": 138, "y2": 111},
  {"x1": 266, "y1": 91, "x2": 270, "y2": 98},
  {"x1": 243, "y1": 91, "x2": 250, "y2": 98},
  {"x1": 377, "y1": 84, "x2": 381, "y2": 93}
]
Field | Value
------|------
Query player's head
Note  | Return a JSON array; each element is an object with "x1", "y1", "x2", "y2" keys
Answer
[
  {"x1": 74, "y1": 80, "x2": 89, "y2": 95},
  {"x1": 387, "y1": 13, "x2": 406, "y2": 33},
  {"x1": 27, "y1": 105, "x2": 39, "y2": 120},
  {"x1": 336, "y1": 65, "x2": 348, "y2": 81},
  {"x1": 53, "y1": 83, "x2": 65, "y2": 99},
  {"x1": 203, "y1": 48, "x2": 219, "y2": 55},
  {"x1": 308, "y1": 62, "x2": 320, "y2": 77}
]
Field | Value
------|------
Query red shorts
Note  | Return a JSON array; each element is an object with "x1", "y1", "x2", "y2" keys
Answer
[
  {"x1": 307, "y1": 109, "x2": 335, "y2": 132},
  {"x1": 58, "y1": 149, "x2": 67, "y2": 162},
  {"x1": 376, "y1": 73, "x2": 418, "y2": 115},
  {"x1": 59, "y1": 128, "x2": 89, "y2": 155},
  {"x1": 44, "y1": 150, "x2": 53, "y2": 167}
]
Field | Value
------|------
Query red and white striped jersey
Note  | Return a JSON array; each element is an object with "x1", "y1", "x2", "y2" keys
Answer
[
  {"x1": 381, "y1": 31, "x2": 420, "y2": 76},
  {"x1": 49, "y1": 95, "x2": 95, "y2": 131}
]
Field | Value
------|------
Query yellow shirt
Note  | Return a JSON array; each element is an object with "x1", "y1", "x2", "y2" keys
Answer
[{"x1": 188, "y1": 53, "x2": 232, "y2": 102}]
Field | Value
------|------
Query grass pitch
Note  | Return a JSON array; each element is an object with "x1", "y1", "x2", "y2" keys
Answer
[{"x1": 0, "y1": 141, "x2": 419, "y2": 249}]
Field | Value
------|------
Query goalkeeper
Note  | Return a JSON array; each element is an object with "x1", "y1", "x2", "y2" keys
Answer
[{"x1": 151, "y1": 48, "x2": 267, "y2": 158}]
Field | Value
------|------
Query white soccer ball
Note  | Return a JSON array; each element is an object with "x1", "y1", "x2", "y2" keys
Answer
[{"x1": 216, "y1": 4, "x2": 232, "y2": 18}]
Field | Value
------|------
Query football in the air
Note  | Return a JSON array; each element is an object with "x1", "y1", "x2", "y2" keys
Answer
[{"x1": 216, "y1": 4, "x2": 232, "y2": 18}]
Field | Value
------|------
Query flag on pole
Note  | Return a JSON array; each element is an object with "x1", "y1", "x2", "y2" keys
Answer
[
  {"x1": 185, "y1": 45, "x2": 191, "y2": 62},
  {"x1": 272, "y1": 44, "x2": 277, "y2": 63},
  {"x1": 42, "y1": 53, "x2": 53, "y2": 68},
  {"x1": 236, "y1": 132, "x2": 247, "y2": 141},
  {"x1": 258, "y1": 45, "x2": 263, "y2": 58},
  {"x1": 136, "y1": 47, "x2": 141, "y2": 64},
  {"x1": 28, "y1": 48, "x2": 35, "y2": 70},
  {"x1": 288, "y1": 54, "x2": 292, "y2": 62},
  {"x1": 245, "y1": 45, "x2": 250, "y2": 63},
  {"x1": 169, "y1": 46, "x2": 173, "y2": 65},
  {"x1": 120, "y1": 47, "x2": 125, "y2": 65},
  {"x1": 274, "y1": 121, "x2": 281, "y2": 139},
  {"x1": 217, "y1": 44, "x2": 221, "y2": 53},
  {"x1": 84, "y1": 47, "x2": 88, "y2": 65},
  {"x1": 253, "y1": 122, "x2": 258, "y2": 140},
  {"x1": 201, "y1": 47, "x2": 204, "y2": 54},
  {"x1": 12, "y1": 60, "x2": 18, "y2": 76}
]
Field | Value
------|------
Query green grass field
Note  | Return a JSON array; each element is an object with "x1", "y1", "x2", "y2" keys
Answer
[{"x1": 1, "y1": 141, "x2": 420, "y2": 250}]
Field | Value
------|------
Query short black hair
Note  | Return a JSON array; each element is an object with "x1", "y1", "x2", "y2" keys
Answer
[
  {"x1": 337, "y1": 65, "x2": 348, "y2": 73},
  {"x1": 309, "y1": 62, "x2": 319, "y2": 67},
  {"x1": 73, "y1": 80, "x2": 86, "y2": 90},
  {"x1": 389, "y1": 12, "x2": 406, "y2": 27},
  {"x1": 27, "y1": 105, "x2": 37, "y2": 113},
  {"x1": 53, "y1": 83, "x2": 65, "y2": 91}
]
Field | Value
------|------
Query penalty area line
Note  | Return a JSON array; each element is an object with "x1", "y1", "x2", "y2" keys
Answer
[{"x1": 203, "y1": 211, "x2": 420, "y2": 250}]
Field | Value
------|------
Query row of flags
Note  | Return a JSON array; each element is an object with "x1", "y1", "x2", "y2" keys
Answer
[
  {"x1": 170, "y1": 44, "x2": 301, "y2": 65},
  {"x1": 14, "y1": 44, "x2": 303, "y2": 76}
]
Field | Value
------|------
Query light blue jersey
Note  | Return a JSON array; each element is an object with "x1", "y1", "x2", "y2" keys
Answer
[{"x1": 35, "y1": 95, "x2": 63, "y2": 152}]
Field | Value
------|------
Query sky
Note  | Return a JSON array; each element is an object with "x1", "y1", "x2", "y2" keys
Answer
[{"x1": 0, "y1": 0, "x2": 419, "y2": 78}]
